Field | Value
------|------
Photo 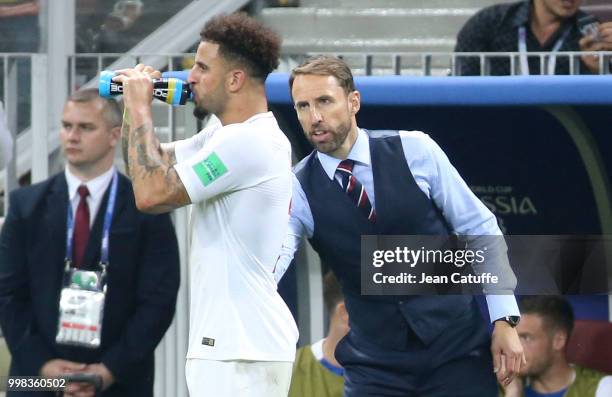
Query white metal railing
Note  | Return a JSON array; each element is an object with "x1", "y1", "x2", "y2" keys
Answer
[
  {"x1": 1, "y1": 54, "x2": 20, "y2": 214},
  {"x1": 281, "y1": 51, "x2": 612, "y2": 76}
]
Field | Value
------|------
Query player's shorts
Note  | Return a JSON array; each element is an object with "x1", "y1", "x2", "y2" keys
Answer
[{"x1": 185, "y1": 358, "x2": 293, "y2": 397}]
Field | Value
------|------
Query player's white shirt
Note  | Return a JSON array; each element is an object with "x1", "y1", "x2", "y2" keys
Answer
[{"x1": 174, "y1": 112, "x2": 298, "y2": 362}]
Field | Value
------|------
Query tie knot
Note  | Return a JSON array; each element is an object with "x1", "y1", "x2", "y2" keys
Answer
[
  {"x1": 77, "y1": 185, "x2": 89, "y2": 199},
  {"x1": 337, "y1": 159, "x2": 354, "y2": 174}
]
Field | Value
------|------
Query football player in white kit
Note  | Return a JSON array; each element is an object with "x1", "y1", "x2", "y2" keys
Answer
[{"x1": 114, "y1": 13, "x2": 298, "y2": 397}]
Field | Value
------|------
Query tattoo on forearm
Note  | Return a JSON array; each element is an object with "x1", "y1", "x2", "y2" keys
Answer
[
  {"x1": 161, "y1": 142, "x2": 177, "y2": 166},
  {"x1": 126, "y1": 119, "x2": 190, "y2": 211},
  {"x1": 136, "y1": 142, "x2": 161, "y2": 173},
  {"x1": 165, "y1": 166, "x2": 181, "y2": 189},
  {"x1": 133, "y1": 124, "x2": 162, "y2": 174},
  {"x1": 168, "y1": 148, "x2": 177, "y2": 166}
]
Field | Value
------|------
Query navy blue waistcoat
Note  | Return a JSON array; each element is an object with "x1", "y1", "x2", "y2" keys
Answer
[{"x1": 295, "y1": 130, "x2": 479, "y2": 350}]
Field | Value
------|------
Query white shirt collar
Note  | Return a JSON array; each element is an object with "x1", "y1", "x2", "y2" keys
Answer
[
  {"x1": 245, "y1": 111, "x2": 273, "y2": 123},
  {"x1": 310, "y1": 338, "x2": 325, "y2": 361},
  {"x1": 65, "y1": 165, "x2": 115, "y2": 203},
  {"x1": 317, "y1": 128, "x2": 371, "y2": 180},
  {"x1": 223, "y1": 111, "x2": 274, "y2": 127}
]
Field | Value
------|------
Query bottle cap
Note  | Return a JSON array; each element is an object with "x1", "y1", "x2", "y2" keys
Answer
[{"x1": 99, "y1": 71, "x2": 116, "y2": 98}]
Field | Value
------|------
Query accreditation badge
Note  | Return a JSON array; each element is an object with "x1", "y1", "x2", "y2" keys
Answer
[{"x1": 56, "y1": 269, "x2": 106, "y2": 348}]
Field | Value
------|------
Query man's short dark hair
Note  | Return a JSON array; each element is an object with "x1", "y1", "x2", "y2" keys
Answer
[
  {"x1": 290, "y1": 55, "x2": 356, "y2": 95},
  {"x1": 67, "y1": 88, "x2": 122, "y2": 128},
  {"x1": 200, "y1": 13, "x2": 281, "y2": 81},
  {"x1": 323, "y1": 271, "x2": 344, "y2": 314},
  {"x1": 520, "y1": 296, "x2": 574, "y2": 337}
]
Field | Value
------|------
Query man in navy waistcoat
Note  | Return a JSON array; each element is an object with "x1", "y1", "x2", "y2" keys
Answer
[{"x1": 275, "y1": 55, "x2": 525, "y2": 397}]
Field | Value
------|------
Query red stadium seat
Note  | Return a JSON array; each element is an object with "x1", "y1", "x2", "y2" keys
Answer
[{"x1": 566, "y1": 320, "x2": 612, "y2": 374}]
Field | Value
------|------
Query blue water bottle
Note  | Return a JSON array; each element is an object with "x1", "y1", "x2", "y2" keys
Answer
[{"x1": 98, "y1": 70, "x2": 192, "y2": 105}]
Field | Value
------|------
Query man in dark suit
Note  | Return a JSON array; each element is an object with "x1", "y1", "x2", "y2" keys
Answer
[{"x1": 0, "y1": 88, "x2": 180, "y2": 397}]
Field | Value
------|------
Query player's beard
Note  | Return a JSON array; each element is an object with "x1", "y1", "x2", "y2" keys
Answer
[
  {"x1": 193, "y1": 105, "x2": 209, "y2": 120},
  {"x1": 192, "y1": 86, "x2": 226, "y2": 121}
]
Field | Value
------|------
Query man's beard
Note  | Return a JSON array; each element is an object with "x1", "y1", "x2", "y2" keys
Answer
[
  {"x1": 309, "y1": 119, "x2": 351, "y2": 154},
  {"x1": 193, "y1": 105, "x2": 209, "y2": 120},
  {"x1": 192, "y1": 94, "x2": 224, "y2": 121}
]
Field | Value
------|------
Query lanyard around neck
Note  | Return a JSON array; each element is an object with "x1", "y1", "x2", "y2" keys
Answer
[
  {"x1": 518, "y1": 25, "x2": 571, "y2": 75},
  {"x1": 65, "y1": 170, "x2": 119, "y2": 267}
]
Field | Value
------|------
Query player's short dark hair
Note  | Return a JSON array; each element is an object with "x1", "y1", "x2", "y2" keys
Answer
[
  {"x1": 323, "y1": 271, "x2": 344, "y2": 314},
  {"x1": 290, "y1": 55, "x2": 356, "y2": 95},
  {"x1": 200, "y1": 13, "x2": 281, "y2": 81},
  {"x1": 519, "y1": 296, "x2": 574, "y2": 337},
  {"x1": 67, "y1": 88, "x2": 122, "y2": 128}
]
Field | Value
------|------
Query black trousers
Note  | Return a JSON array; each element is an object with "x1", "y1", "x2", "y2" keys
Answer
[{"x1": 335, "y1": 305, "x2": 498, "y2": 397}]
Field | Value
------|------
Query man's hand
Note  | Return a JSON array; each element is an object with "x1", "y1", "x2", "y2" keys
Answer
[
  {"x1": 39, "y1": 359, "x2": 86, "y2": 378},
  {"x1": 579, "y1": 22, "x2": 612, "y2": 73},
  {"x1": 85, "y1": 363, "x2": 115, "y2": 391},
  {"x1": 501, "y1": 376, "x2": 524, "y2": 397},
  {"x1": 112, "y1": 64, "x2": 161, "y2": 123},
  {"x1": 491, "y1": 321, "x2": 526, "y2": 387},
  {"x1": 63, "y1": 363, "x2": 114, "y2": 397},
  {"x1": 64, "y1": 382, "x2": 95, "y2": 397},
  {"x1": 39, "y1": 359, "x2": 94, "y2": 397}
]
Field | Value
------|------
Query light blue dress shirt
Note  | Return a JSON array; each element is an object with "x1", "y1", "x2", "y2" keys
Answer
[{"x1": 276, "y1": 128, "x2": 520, "y2": 322}]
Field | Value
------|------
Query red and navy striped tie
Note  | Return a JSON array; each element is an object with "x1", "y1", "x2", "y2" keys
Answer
[{"x1": 336, "y1": 159, "x2": 376, "y2": 223}]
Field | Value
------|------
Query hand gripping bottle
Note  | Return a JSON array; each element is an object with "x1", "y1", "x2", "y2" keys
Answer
[{"x1": 98, "y1": 70, "x2": 192, "y2": 105}]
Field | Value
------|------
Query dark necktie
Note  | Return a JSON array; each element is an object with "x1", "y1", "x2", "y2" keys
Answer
[
  {"x1": 73, "y1": 185, "x2": 90, "y2": 268},
  {"x1": 335, "y1": 159, "x2": 376, "y2": 223}
]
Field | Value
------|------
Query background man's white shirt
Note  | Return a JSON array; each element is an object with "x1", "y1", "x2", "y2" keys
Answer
[{"x1": 65, "y1": 165, "x2": 114, "y2": 227}]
